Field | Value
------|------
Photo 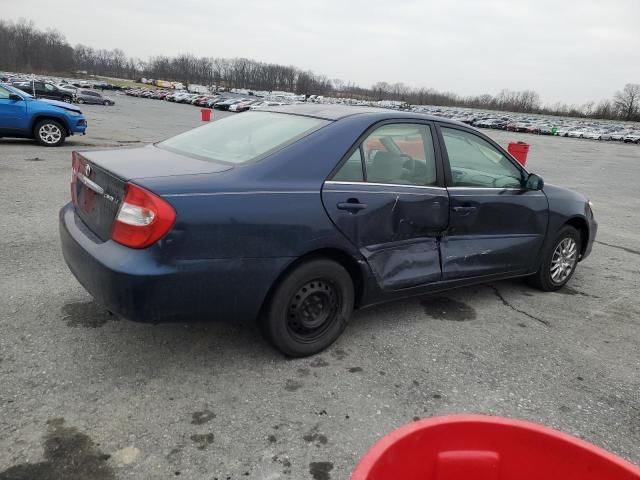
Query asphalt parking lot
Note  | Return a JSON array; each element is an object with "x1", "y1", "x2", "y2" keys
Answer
[{"x1": 1, "y1": 93, "x2": 639, "y2": 480}]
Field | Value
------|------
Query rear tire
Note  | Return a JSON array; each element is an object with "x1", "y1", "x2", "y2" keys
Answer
[
  {"x1": 77, "y1": 98, "x2": 85, "y2": 104},
  {"x1": 261, "y1": 259, "x2": 354, "y2": 357},
  {"x1": 34, "y1": 119, "x2": 66, "y2": 147},
  {"x1": 528, "y1": 225, "x2": 581, "y2": 291},
  {"x1": 62, "y1": 96, "x2": 72, "y2": 103}
]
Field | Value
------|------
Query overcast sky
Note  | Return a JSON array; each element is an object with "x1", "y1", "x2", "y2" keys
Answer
[{"x1": 5, "y1": 0, "x2": 639, "y2": 105}]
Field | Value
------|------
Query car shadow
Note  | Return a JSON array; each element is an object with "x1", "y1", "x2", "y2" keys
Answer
[
  {"x1": 349, "y1": 277, "x2": 538, "y2": 327},
  {"x1": 0, "y1": 138, "x2": 38, "y2": 147},
  {"x1": 61, "y1": 278, "x2": 540, "y2": 377},
  {"x1": 60, "y1": 299, "x2": 282, "y2": 377}
]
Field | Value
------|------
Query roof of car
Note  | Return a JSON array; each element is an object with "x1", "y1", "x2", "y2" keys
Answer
[{"x1": 260, "y1": 103, "x2": 465, "y2": 126}]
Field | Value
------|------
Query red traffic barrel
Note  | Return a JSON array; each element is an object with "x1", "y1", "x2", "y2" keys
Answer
[
  {"x1": 200, "y1": 108, "x2": 212, "y2": 121},
  {"x1": 351, "y1": 415, "x2": 640, "y2": 480},
  {"x1": 507, "y1": 142, "x2": 529, "y2": 166}
]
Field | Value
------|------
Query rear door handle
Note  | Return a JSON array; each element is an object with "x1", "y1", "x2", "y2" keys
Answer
[
  {"x1": 453, "y1": 206, "x2": 477, "y2": 216},
  {"x1": 337, "y1": 199, "x2": 367, "y2": 213}
]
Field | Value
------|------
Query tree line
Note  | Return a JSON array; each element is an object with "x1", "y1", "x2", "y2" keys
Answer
[{"x1": 1, "y1": 19, "x2": 639, "y2": 121}]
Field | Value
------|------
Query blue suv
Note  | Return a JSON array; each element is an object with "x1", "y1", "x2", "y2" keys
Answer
[{"x1": 0, "y1": 83, "x2": 87, "y2": 147}]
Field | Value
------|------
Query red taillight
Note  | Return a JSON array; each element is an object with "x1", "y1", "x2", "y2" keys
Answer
[
  {"x1": 111, "y1": 183, "x2": 176, "y2": 249},
  {"x1": 71, "y1": 151, "x2": 81, "y2": 204}
]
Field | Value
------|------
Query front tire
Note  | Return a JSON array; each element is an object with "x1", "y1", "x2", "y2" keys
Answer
[
  {"x1": 62, "y1": 96, "x2": 72, "y2": 103},
  {"x1": 261, "y1": 259, "x2": 354, "y2": 357},
  {"x1": 34, "y1": 119, "x2": 66, "y2": 147},
  {"x1": 529, "y1": 226, "x2": 581, "y2": 291},
  {"x1": 77, "y1": 98, "x2": 85, "y2": 104}
]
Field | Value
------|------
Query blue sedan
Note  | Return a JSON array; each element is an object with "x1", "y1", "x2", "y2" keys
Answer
[{"x1": 59, "y1": 105, "x2": 597, "y2": 356}]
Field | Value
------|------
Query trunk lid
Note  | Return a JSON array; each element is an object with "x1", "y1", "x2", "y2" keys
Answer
[{"x1": 71, "y1": 145, "x2": 231, "y2": 241}]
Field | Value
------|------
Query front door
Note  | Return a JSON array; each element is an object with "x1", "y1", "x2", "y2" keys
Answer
[
  {"x1": 322, "y1": 121, "x2": 449, "y2": 290},
  {"x1": 437, "y1": 125, "x2": 548, "y2": 280},
  {"x1": 0, "y1": 85, "x2": 27, "y2": 131}
]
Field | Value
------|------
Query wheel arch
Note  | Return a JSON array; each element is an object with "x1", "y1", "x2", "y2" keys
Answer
[
  {"x1": 259, "y1": 247, "x2": 366, "y2": 318},
  {"x1": 565, "y1": 216, "x2": 589, "y2": 258}
]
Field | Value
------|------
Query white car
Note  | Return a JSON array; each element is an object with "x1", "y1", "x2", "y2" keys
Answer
[
  {"x1": 567, "y1": 128, "x2": 588, "y2": 138},
  {"x1": 56, "y1": 83, "x2": 77, "y2": 94},
  {"x1": 583, "y1": 130, "x2": 609, "y2": 141},
  {"x1": 623, "y1": 132, "x2": 640, "y2": 144},
  {"x1": 610, "y1": 131, "x2": 630, "y2": 141}
]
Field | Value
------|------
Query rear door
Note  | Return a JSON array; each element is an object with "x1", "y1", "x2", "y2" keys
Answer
[
  {"x1": 322, "y1": 121, "x2": 449, "y2": 290},
  {"x1": 437, "y1": 124, "x2": 548, "y2": 279}
]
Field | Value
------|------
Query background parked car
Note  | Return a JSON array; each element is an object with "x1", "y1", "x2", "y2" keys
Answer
[
  {"x1": 75, "y1": 89, "x2": 115, "y2": 105},
  {"x1": 0, "y1": 82, "x2": 87, "y2": 146},
  {"x1": 623, "y1": 132, "x2": 640, "y2": 144},
  {"x1": 12, "y1": 80, "x2": 73, "y2": 104}
]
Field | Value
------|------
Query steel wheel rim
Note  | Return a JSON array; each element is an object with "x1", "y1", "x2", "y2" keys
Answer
[
  {"x1": 39, "y1": 124, "x2": 62, "y2": 144},
  {"x1": 287, "y1": 279, "x2": 340, "y2": 343},
  {"x1": 550, "y1": 237, "x2": 578, "y2": 284}
]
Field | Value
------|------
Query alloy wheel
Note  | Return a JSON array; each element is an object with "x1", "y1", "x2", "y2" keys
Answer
[
  {"x1": 39, "y1": 124, "x2": 62, "y2": 145},
  {"x1": 550, "y1": 237, "x2": 578, "y2": 284}
]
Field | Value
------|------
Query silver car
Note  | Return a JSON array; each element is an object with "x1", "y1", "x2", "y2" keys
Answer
[{"x1": 75, "y1": 89, "x2": 115, "y2": 106}]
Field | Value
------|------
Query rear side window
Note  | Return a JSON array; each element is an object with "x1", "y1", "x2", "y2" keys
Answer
[
  {"x1": 158, "y1": 112, "x2": 328, "y2": 164},
  {"x1": 333, "y1": 150, "x2": 364, "y2": 182},
  {"x1": 332, "y1": 123, "x2": 438, "y2": 186}
]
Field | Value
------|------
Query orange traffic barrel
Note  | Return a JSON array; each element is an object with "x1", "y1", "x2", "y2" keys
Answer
[{"x1": 507, "y1": 142, "x2": 530, "y2": 165}]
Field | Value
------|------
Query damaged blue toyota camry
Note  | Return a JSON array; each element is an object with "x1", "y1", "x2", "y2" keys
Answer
[{"x1": 59, "y1": 105, "x2": 597, "y2": 356}]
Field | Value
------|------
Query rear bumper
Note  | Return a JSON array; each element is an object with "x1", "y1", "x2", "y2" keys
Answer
[{"x1": 59, "y1": 203, "x2": 290, "y2": 323}]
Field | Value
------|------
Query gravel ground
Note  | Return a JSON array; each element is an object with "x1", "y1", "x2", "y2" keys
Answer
[{"x1": 1, "y1": 94, "x2": 639, "y2": 480}]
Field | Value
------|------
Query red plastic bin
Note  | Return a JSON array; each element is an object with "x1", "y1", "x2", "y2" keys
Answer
[
  {"x1": 507, "y1": 142, "x2": 529, "y2": 166},
  {"x1": 200, "y1": 108, "x2": 212, "y2": 121},
  {"x1": 351, "y1": 415, "x2": 640, "y2": 480}
]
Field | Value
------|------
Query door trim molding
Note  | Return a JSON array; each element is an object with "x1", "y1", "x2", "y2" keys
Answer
[{"x1": 325, "y1": 180, "x2": 447, "y2": 191}]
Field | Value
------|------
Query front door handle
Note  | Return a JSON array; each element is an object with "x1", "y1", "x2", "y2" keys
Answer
[
  {"x1": 452, "y1": 206, "x2": 477, "y2": 216},
  {"x1": 337, "y1": 198, "x2": 367, "y2": 213}
]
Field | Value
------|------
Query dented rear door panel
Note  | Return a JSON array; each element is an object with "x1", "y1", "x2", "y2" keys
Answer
[{"x1": 322, "y1": 182, "x2": 449, "y2": 289}]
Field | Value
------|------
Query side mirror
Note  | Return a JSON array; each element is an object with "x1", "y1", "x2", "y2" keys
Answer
[
  {"x1": 526, "y1": 173, "x2": 544, "y2": 191},
  {"x1": 8, "y1": 93, "x2": 23, "y2": 101}
]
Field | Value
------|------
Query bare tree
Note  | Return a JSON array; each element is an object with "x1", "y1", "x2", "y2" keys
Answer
[
  {"x1": 613, "y1": 84, "x2": 640, "y2": 121},
  {"x1": 2, "y1": 19, "x2": 638, "y2": 121}
]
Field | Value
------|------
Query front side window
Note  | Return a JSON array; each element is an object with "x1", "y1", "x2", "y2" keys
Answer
[
  {"x1": 441, "y1": 127, "x2": 523, "y2": 188},
  {"x1": 158, "y1": 111, "x2": 328, "y2": 164},
  {"x1": 0, "y1": 86, "x2": 10, "y2": 99},
  {"x1": 332, "y1": 123, "x2": 437, "y2": 186},
  {"x1": 44, "y1": 84, "x2": 56, "y2": 92}
]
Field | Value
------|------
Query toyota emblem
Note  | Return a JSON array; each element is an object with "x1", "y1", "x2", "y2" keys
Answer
[{"x1": 84, "y1": 164, "x2": 91, "y2": 177}]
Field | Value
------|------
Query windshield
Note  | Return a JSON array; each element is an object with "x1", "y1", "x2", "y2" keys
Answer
[
  {"x1": 1, "y1": 83, "x2": 32, "y2": 98},
  {"x1": 158, "y1": 111, "x2": 329, "y2": 164}
]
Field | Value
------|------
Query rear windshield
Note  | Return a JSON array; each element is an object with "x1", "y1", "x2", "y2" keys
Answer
[{"x1": 157, "y1": 111, "x2": 328, "y2": 164}]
